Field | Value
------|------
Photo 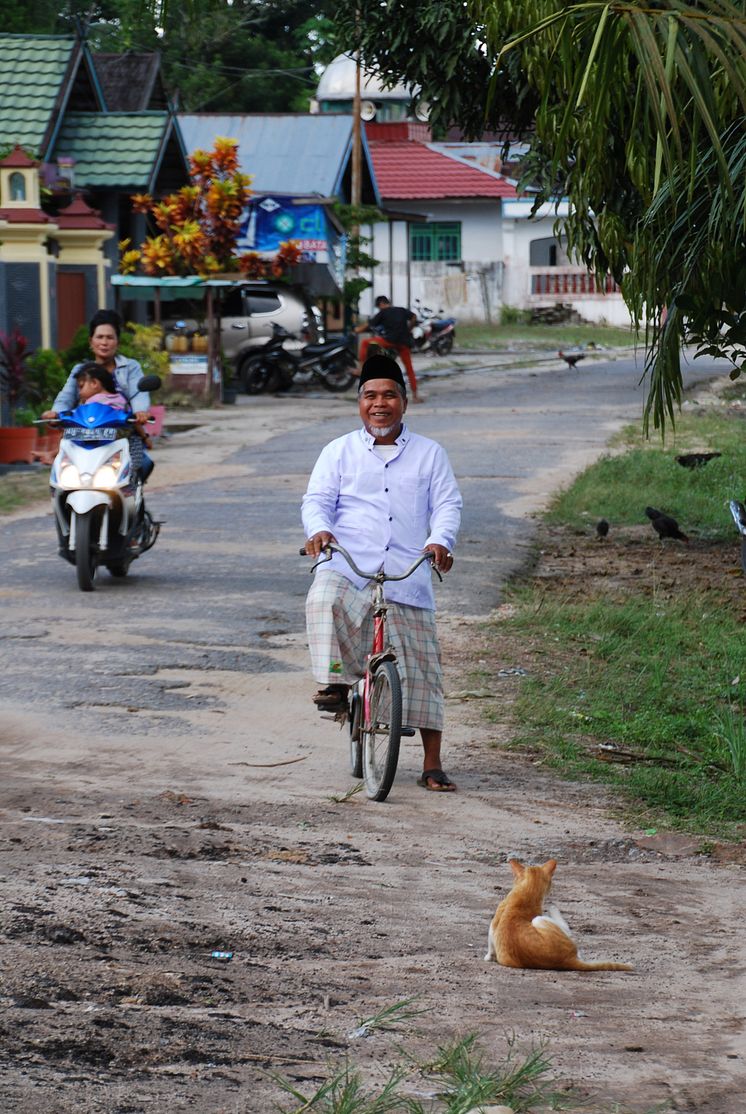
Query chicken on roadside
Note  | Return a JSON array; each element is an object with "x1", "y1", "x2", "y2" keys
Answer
[
  {"x1": 645, "y1": 506, "x2": 689, "y2": 543},
  {"x1": 596, "y1": 519, "x2": 609, "y2": 539},
  {"x1": 558, "y1": 350, "x2": 585, "y2": 369}
]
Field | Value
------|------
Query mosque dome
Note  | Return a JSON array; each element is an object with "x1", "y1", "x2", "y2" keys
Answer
[{"x1": 316, "y1": 53, "x2": 416, "y2": 104}]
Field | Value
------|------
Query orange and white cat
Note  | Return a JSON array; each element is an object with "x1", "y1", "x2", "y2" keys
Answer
[{"x1": 485, "y1": 858, "x2": 632, "y2": 971}]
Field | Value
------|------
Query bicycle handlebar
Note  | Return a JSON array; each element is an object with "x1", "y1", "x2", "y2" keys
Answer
[{"x1": 299, "y1": 541, "x2": 442, "y2": 582}]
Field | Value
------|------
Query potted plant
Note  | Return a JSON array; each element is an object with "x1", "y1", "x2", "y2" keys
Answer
[{"x1": 0, "y1": 327, "x2": 38, "y2": 464}]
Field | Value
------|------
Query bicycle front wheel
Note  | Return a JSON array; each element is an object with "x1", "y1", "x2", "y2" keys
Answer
[{"x1": 362, "y1": 661, "x2": 402, "y2": 801}]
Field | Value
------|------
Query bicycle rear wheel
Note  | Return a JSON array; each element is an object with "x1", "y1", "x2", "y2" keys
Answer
[
  {"x1": 348, "y1": 685, "x2": 363, "y2": 778},
  {"x1": 362, "y1": 661, "x2": 402, "y2": 801}
]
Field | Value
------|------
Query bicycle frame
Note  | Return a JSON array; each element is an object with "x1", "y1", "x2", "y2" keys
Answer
[{"x1": 306, "y1": 541, "x2": 440, "y2": 710}]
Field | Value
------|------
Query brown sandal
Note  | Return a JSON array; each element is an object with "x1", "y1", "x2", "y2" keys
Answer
[
  {"x1": 416, "y1": 768, "x2": 457, "y2": 792},
  {"x1": 313, "y1": 685, "x2": 349, "y2": 711}
]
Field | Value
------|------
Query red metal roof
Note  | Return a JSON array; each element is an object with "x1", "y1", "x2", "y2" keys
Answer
[{"x1": 368, "y1": 140, "x2": 517, "y2": 201}]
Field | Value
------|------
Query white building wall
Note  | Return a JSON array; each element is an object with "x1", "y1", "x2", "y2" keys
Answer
[
  {"x1": 356, "y1": 195, "x2": 634, "y2": 327},
  {"x1": 502, "y1": 200, "x2": 633, "y2": 327},
  {"x1": 361, "y1": 199, "x2": 505, "y2": 322}
]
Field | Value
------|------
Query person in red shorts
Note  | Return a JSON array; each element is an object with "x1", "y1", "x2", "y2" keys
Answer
[{"x1": 354, "y1": 295, "x2": 421, "y2": 401}]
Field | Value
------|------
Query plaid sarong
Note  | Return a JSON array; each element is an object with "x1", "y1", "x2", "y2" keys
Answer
[{"x1": 306, "y1": 570, "x2": 444, "y2": 730}]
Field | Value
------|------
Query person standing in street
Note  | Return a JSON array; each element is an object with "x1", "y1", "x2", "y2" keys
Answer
[
  {"x1": 302, "y1": 353, "x2": 461, "y2": 791},
  {"x1": 355, "y1": 295, "x2": 421, "y2": 401}
]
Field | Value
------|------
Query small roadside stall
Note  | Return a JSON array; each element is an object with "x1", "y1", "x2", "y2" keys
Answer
[
  {"x1": 111, "y1": 274, "x2": 233, "y2": 400},
  {"x1": 111, "y1": 195, "x2": 346, "y2": 402}
]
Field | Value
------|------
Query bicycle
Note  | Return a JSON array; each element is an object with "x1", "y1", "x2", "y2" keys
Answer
[{"x1": 300, "y1": 542, "x2": 442, "y2": 802}]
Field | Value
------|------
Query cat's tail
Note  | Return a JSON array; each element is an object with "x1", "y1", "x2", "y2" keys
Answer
[{"x1": 571, "y1": 958, "x2": 633, "y2": 972}]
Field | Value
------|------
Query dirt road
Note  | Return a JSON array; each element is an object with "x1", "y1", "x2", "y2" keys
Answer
[{"x1": 1, "y1": 360, "x2": 743, "y2": 1112}]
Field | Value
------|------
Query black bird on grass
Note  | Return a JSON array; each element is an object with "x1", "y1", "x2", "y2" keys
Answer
[
  {"x1": 559, "y1": 350, "x2": 585, "y2": 369},
  {"x1": 676, "y1": 451, "x2": 721, "y2": 469},
  {"x1": 596, "y1": 519, "x2": 609, "y2": 539},
  {"x1": 645, "y1": 506, "x2": 689, "y2": 543}
]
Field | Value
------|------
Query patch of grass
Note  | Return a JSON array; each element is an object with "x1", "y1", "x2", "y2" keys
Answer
[
  {"x1": 327, "y1": 782, "x2": 364, "y2": 804},
  {"x1": 545, "y1": 410, "x2": 746, "y2": 539},
  {"x1": 350, "y1": 999, "x2": 428, "y2": 1039},
  {"x1": 274, "y1": 1031, "x2": 565, "y2": 1113},
  {"x1": 498, "y1": 587, "x2": 746, "y2": 837},
  {"x1": 458, "y1": 321, "x2": 636, "y2": 351},
  {"x1": 427, "y1": 1032, "x2": 566, "y2": 1113},
  {"x1": 0, "y1": 470, "x2": 49, "y2": 515}
]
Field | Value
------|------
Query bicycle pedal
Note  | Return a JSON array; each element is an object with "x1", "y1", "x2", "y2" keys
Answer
[{"x1": 401, "y1": 726, "x2": 416, "y2": 737}]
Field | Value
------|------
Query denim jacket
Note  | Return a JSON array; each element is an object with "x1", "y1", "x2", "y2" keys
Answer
[{"x1": 53, "y1": 354, "x2": 150, "y2": 414}]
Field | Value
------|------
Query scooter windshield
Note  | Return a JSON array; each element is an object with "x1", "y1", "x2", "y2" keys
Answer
[{"x1": 60, "y1": 402, "x2": 131, "y2": 444}]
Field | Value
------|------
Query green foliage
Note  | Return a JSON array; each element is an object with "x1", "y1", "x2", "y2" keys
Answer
[
  {"x1": 25, "y1": 348, "x2": 67, "y2": 408},
  {"x1": 499, "y1": 305, "x2": 532, "y2": 326},
  {"x1": 457, "y1": 321, "x2": 636, "y2": 350},
  {"x1": 334, "y1": 1, "x2": 534, "y2": 143},
  {"x1": 546, "y1": 410, "x2": 746, "y2": 539},
  {"x1": 339, "y1": 1, "x2": 746, "y2": 431},
  {"x1": 502, "y1": 588, "x2": 746, "y2": 835},
  {"x1": 333, "y1": 204, "x2": 387, "y2": 311},
  {"x1": 498, "y1": 394, "x2": 746, "y2": 836},
  {"x1": 119, "y1": 323, "x2": 169, "y2": 380},
  {"x1": 8, "y1": 1, "x2": 337, "y2": 113},
  {"x1": 58, "y1": 325, "x2": 91, "y2": 370},
  {"x1": 274, "y1": 1030, "x2": 562, "y2": 1113}
]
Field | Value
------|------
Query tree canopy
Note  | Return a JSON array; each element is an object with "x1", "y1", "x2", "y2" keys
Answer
[
  {"x1": 12, "y1": 0, "x2": 335, "y2": 113},
  {"x1": 336, "y1": 1, "x2": 746, "y2": 430}
]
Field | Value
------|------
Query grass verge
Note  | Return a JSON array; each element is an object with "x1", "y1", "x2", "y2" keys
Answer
[
  {"x1": 489, "y1": 385, "x2": 746, "y2": 840},
  {"x1": 458, "y1": 321, "x2": 636, "y2": 351},
  {"x1": 0, "y1": 470, "x2": 49, "y2": 515},
  {"x1": 546, "y1": 404, "x2": 746, "y2": 540}
]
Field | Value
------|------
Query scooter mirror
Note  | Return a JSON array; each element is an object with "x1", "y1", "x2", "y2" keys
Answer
[{"x1": 137, "y1": 375, "x2": 162, "y2": 392}]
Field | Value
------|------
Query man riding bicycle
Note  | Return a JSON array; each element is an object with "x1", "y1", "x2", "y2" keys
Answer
[{"x1": 302, "y1": 354, "x2": 462, "y2": 792}]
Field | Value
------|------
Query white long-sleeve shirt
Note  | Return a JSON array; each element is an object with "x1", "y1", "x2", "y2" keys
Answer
[{"x1": 302, "y1": 424, "x2": 462, "y2": 609}]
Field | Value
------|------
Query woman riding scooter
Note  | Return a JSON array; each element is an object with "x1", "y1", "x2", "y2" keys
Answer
[{"x1": 42, "y1": 309, "x2": 154, "y2": 479}]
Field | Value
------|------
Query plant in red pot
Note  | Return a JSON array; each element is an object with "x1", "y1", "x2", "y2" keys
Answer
[{"x1": 0, "y1": 326, "x2": 38, "y2": 464}]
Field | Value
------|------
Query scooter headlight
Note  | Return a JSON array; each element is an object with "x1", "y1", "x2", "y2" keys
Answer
[
  {"x1": 93, "y1": 452, "x2": 123, "y2": 489},
  {"x1": 59, "y1": 461, "x2": 81, "y2": 489}
]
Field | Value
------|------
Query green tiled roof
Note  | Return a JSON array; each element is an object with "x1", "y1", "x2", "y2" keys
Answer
[
  {"x1": 54, "y1": 112, "x2": 169, "y2": 189},
  {"x1": 0, "y1": 35, "x2": 74, "y2": 153}
]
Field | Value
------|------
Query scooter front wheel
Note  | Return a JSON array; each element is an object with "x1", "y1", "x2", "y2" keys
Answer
[{"x1": 74, "y1": 512, "x2": 98, "y2": 592}]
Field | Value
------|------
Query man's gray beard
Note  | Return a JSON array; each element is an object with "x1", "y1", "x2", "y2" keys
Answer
[{"x1": 366, "y1": 421, "x2": 400, "y2": 438}]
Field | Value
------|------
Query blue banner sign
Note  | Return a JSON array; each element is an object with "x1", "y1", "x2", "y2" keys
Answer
[{"x1": 238, "y1": 195, "x2": 346, "y2": 287}]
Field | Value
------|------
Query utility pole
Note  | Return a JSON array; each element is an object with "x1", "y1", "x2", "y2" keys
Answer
[
  {"x1": 351, "y1": 50, "x2": 362, "y2": 210},
  {"x1": 350, "y1": 48, "x2": 363, "y2": 329}
]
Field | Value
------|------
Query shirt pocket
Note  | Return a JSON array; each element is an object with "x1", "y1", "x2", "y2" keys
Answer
[{"x1": 397, "y1": 476, "x2": 429, "y2": 519}]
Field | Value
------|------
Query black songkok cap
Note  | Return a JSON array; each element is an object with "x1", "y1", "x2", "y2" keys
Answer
[{"x1": 358, "y1": 354, "x2": 407, "y2": 394}]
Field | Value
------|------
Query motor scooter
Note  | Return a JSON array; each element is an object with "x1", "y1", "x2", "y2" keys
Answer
[
  {"x1": 238, "y1": 324, "x2": 356, "y2": 393},
  {"x1": 410, "y1": 299, "x2": 456, "y2": 356},
  {"x1": 43, "y1": 374, "x2": 162, "y2": 591}
]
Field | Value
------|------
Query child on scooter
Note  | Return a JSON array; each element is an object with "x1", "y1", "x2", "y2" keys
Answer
[
  {"x1": 74, "y1": 362, "x2": 128, "y2": 409},
  {"x1": 74, "y1": 363, "x2": 152, "y2": 448}
]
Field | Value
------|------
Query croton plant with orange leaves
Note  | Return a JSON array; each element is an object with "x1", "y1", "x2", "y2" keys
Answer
[{"x1": 120, "y1": 138, "x2": 301, "y2": 280}]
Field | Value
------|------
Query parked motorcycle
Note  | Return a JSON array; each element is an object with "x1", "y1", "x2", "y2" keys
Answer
[
  {"x1": 410, "y1": 300, "x2": 456, "y2": 356},
  {"x1": 43, "y1": 375, "x2": 162, "y2": 591},
  {"x1": 238, "y1": 324, "x2": 357, "y2": 394}
]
